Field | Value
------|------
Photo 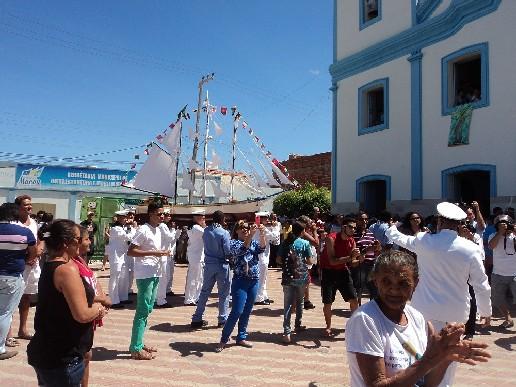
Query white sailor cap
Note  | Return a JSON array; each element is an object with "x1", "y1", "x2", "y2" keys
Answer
[
  {"x1": 436, "y1": 202, "x2": 467, "y2": 221},
  {"x1": 255, "y1": 211, "x2": 270, "y2": 217},
  {"x1": 163, "y1": 208, "x2": 172, "y2": 214},
  {"x1": 115, "y1": 209, "x2": 129, "y2": 216},
  {"x1": 192, "y1": 209, "x2": 205, "y2": 216}
]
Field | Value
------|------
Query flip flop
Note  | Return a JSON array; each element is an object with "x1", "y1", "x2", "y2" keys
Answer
[
  {"x1": 17, "y1": 334, "x2": 33, "y2": 340},
  {"x1": 6, "y1": 338, "x2": 20, "y2": 347},
  {"x1": 323, "y1": 328, "x2": 333, "y2": 337}
]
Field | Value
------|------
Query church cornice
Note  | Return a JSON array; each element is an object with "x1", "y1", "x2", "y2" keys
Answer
[{"x1": 330, "y1": 0, "x2": 501, "y2": 82}]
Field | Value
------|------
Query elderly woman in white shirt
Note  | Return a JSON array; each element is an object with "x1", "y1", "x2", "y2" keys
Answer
[{"x1": 345, "y1": 250, "x2": 490, "y2": 387}]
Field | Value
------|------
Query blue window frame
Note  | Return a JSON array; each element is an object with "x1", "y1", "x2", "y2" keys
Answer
[
  {"x1": 358, "y1": 78, "x2": 389, "y2": 135},
  {"x1": 356, "y1": 174, "x2": 392, "y2": 202},
  {"x1": 360, "y1": 0, "x2": 382, "y2": 30},
  {"x1": 441, "y1": 42, "x2": 489, "y2": 115}
]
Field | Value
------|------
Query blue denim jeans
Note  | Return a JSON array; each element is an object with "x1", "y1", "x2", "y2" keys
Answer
[
  {"x1": 0, "y1": 274, "x2": 24, "y2": 354},
  {"x1": 192, "y1": 263, "x2": 230, "y2": 324},
  {"x1": 282, "y1": 284, "x2": 304, "y2": 335},
  {"x1": 220, "y1": 277, "x2": 258, "y2": 344},
  {"x1": 33, "y1": 357, "x2": 85, "y2": 387}
]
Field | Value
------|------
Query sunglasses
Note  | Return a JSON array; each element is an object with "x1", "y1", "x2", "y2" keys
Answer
[
  {"x1": 410, "y1": 216, "x2": 421, "y2": 220},
  {"x1": 345, "y1": 225, "x2": 357, "y2": 229}
]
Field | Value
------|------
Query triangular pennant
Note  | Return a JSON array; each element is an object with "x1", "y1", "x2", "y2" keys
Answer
[{"x1": 220, "y1": 106, "x2": 227, "y2": 115}]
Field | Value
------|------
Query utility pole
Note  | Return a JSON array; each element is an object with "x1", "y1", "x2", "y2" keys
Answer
[{"x1": 189, "y1": 73, "x2": 214, "y2": 204}]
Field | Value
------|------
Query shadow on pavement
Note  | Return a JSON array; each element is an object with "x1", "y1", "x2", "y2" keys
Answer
[
  {"x1": 169, "y1": 341, "x2": 217, "y2": 357},
  {"x1": 494, "y1": 335, "x2": 516, "y2": 351},
  {"x1": 251, "y1": 307, "x2": 284, "y2": 317},
  {"x1": 92, "y1": 346, "x2": 132, "y2": 361},
  {"x1": 150, "y1": 322, "x2": 193, "y2": 334},
  {"x1": 332, "y1": 309, "x2": 353, "y2": 318}
]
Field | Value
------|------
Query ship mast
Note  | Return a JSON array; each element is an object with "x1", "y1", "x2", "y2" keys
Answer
[
  {"x1": 229, "y1": 110, "x2": 239, "y2": 201},
  {"x1": 189, "y1": 73, "x2": 214, "y2": 204},
  {"x1": 201, "y1": 91, "x2": 212, "y2": 204}
]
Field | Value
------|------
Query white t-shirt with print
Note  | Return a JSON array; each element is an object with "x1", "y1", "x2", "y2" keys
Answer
[
  {"x1": 489, "y1": 233, "x2": 516, "y2": 276},
  {"x1": 131, "y1": 223, "x2": 163, "y2": 279},
  {"x1": 345, "y1": 300, "x2": 428, "y2": 387}
]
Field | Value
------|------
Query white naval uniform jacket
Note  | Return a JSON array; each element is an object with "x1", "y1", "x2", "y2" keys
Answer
[
  {"x1": 386, "y1": 226, "x2": 492, "y2": 323},
  {"x1": 253, "y1": 226, "x2": 280, "y2": 266},
  {"x1": 108, "y1": 225, "x2": 131, "y2": 272},
  {"x1": 187, "y1": 224, "x2": 205, "y2": 263},
  {"x1": 159, "y1": 223, "x2": 178, "y2": 259}
]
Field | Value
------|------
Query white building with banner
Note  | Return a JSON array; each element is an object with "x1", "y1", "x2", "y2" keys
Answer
[{"x1": 330, "y1": 0, "x2": 515, "y2": 216}]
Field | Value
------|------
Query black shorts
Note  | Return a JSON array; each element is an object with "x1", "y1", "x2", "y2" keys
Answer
[{"x1": 321, "y1": 268, "x2": 357, "y2": 304}]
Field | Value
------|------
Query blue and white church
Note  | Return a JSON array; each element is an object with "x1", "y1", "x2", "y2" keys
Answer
[{"x1": 330, "y1": 0, "x2": 515, "y2": 216}]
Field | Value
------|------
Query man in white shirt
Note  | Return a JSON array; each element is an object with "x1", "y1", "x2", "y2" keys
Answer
[
  {"x1": 488, "y1": 214, "x2": 516, "y2": 329},
  {"x1": 184, "y1": 210, "x2": 206, "y2": 306},
  {"x1": 254, "y1": 212, "x2": 280, "y2": 305},
  {"x1": 127, "y1": 202, "x2": 170, "y2": 360},
  {"x1": 156, "y1": 209, "x2": 177, "y2": 308},
  {"x1": 385, "y1": 202, "x2": 491, "y2": 387},
  {"x1": 108, "y1": 210, "x2": 132, "y2": 309},
  {"x1": 14, "y1": 195, "x2": 39, "y2": 340}
]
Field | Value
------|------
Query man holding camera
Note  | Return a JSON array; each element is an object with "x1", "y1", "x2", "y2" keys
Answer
[{"x1": 488, "y1": 214, "x2": 516, "y2": 328}]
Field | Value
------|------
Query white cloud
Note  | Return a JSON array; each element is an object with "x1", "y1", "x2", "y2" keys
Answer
[{"x1": 309, "y1": 69, "x2": 321, "y2": 76}]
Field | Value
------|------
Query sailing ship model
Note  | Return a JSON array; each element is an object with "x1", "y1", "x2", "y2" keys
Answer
[{"x1": 122, "y1": 74, "x2": 297, "y2": 216}]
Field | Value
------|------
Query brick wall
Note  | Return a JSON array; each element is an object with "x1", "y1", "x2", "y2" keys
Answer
[{"x1": 281, "y1": 152, "x2": 331, "y2": 189}]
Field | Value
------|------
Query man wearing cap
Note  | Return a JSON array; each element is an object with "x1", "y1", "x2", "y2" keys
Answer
[
  {"x1": 386, "y1": 202, "x2": 491, "y2": 386},
  {"x1": 184, "y1": 210, "x2": 206, "y2": 306},
  {"x1": 155, "y1": 209, "x2": 177, "y2": 308},
  {"x1": 253, "y1": 211, "x2": 280, "y2": 305},
  {"x1": 191, "y1": 210, "x2": 231, "y2": 328},
  {"x1": 488, "y1": 214, "x2": 516, "y2": 329},
  {"x1": 108, "y1": 210, "x2": 133, "y2": 309}
]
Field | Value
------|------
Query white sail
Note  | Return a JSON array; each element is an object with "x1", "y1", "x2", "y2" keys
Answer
[
  {"x1": 162, "y1": 121, "x2": 181, "y2": 157},
  {"x1": 210, "y1": 181, "x2": 228, "y2": 198},
  {"x1": 188, "y1": 159, "x2": 202, "y2": 171},
  {"x1": 213, "y1": 121, "x2": 224, "y2": 136},
  {"x1": 258, "y1": 159, "x2": 280, "y2": 187},
  {"x1": 133, "y1": 146, "x2": 177, "y2": 196},
  {"x1": 270, "y1": 161, "x2": 294, "y2": 186},
  {"x1": 180, "y1": 168, "x2": 196, "y2": 192}
]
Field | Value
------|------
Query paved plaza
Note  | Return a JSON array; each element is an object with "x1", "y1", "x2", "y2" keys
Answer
[{"x1": 2, "y1": 264, "x2": 516, "y2": 386}]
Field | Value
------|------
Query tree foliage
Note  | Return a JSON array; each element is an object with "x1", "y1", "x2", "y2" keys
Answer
[{"x1": 273, "y1": 183, "x2": 331, "y2": 219}]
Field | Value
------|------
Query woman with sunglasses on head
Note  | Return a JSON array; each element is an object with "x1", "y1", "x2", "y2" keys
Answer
[
  {"x1": 27, "y1": 220, "x2": 108, "y2": 387},
  {"x1": 71, "y1": 226, "x2": 111, "y2": 387},
  {"x1": 397, "y1": 212, "x2": 429, "y2": 259},
  {"x1": 215, "y1": 220, "x2": 266, "y2": 352}
]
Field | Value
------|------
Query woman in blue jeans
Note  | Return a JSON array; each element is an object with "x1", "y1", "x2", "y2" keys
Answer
[
  {"x1": 278, "y1": 221, "x2": 315, "y2": 344},
  {"x1": 216, "y1": 220, "x2": 266, "y2": 352}
]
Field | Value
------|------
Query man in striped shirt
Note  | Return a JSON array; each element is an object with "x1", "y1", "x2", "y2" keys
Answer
[
  {"x1": 352, "y1": 211, "x2": 381, "y2": 303},
  {"x1": 0, "y1": 203, "x2": 37, "y2": 360}
]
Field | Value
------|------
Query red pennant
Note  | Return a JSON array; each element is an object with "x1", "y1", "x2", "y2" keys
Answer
[
  {"x1": 242, "y1": 121, "x2": 248, "y2": 128},
  {"x1": 144, "y1": 149, "x2": 149, "y2": 155},
  {"x1": 220, "y1": 106, "x2": 227, "y2": 115},
  {"x1": 169, "y1": 122, "x2": 175, "y2": 129},
  {"x1": 156, "y1": 134, "x2": 164, "y2": 142}
]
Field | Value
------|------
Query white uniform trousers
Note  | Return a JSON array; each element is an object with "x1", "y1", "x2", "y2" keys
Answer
[
  {"x1": 184, "y1": 260, "x2": 204, "y2": 305},
  {"x1": 156, "y1": 258, "x2": 170, "y2": 306},
  {"x1": 255, "y1": 261, "x2": 269, "y2": 302},
  {"x1": 429, "y1": 319, "x2": 458, "y2": 387},
  {"x1": 125, "y1": 255, "x2": 135, "y2": 293},
  {"x1": 108, "y1": 266, "x2": 129, "y2": 305},
  {"x1": 166, "y1": 255, "x2": 175, "y2": 291}
]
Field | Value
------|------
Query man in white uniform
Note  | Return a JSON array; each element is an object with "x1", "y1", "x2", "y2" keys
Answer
[
  {"x1": 125, "y1": 210, "x2": 138, "y2": 294},
  {"x1": 253, "y1": 211, "x2": 280, "y2": 305},
  {"x1": 386, "y1": 201, "x2": 491, "y2": 387},
  {"x1": 108, "y1": 210, "x2": 132, "y2": 309},
  {"x1": 14, "y1": 195, "x2": 39, "y2": 340},
  {"x1": 156, "y1": 209, "x2": 177, "y2": 308},
  {"x1": 184, "y1": 210, "x2": 206, "y2": 306}
]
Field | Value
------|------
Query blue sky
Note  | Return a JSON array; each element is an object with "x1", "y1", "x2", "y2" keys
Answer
[{"x1": 0, "y1": 0, "x2": 332, "y2": 172}]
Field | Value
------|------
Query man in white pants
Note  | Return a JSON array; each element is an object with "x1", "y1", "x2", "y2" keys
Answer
[
  {"x1": 125, "y1": 210, "x2": 138, "y2": 294},
  {"x1": 108, "y1": 210, "x2": 132, "y2": 309},
  {"x1": 156, "y1": 209, "x2": 177, "y2": 308},
  {"x1": 254, "y1": 211, "x2": 280, "y2": 305},
  {"x1": 386, "y1": 202, "x2": 492, "y2": 387},
  {"x1": 184, "y1": 210, "x2": 206, "y2": 306}
]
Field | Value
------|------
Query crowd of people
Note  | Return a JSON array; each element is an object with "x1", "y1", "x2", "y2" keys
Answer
[{"x1": 1, "y1": 193, "x2": 515, "y2": 386}]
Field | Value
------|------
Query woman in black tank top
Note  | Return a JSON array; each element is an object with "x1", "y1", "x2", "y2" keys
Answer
[{"x1": 27, "y1": 220, "x2": 108, "y2": 387}]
